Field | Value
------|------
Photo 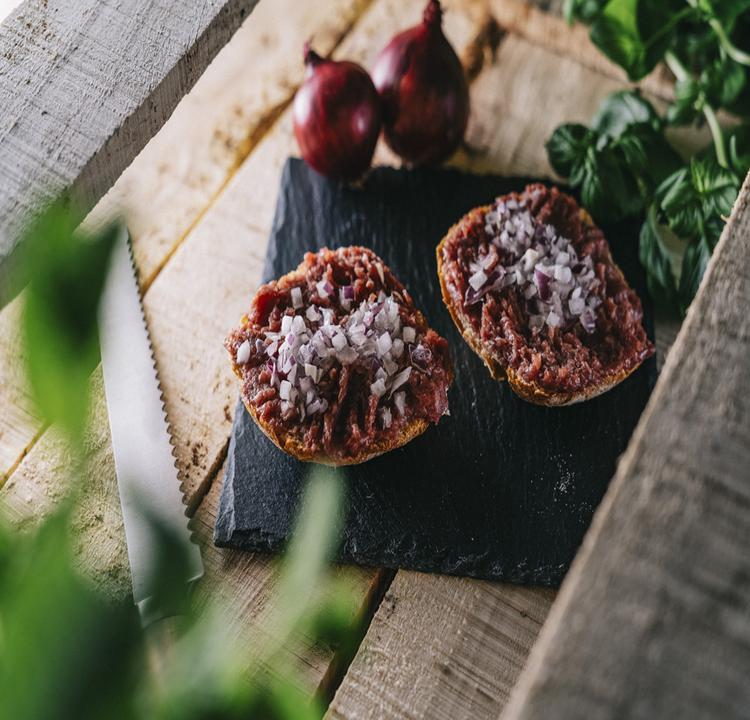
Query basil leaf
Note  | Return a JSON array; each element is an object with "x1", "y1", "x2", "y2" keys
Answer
[
  {"x1": 690, "y1": 156, "x2": 740, "y2": 218},
  {"x1": 546, "y1": 123, "x2": 594, "y2": 177},
  {"x1": 590, "y1": 0, "x2": 687, "y2": 80},
  {"x1": 616, "y1": 122, "x2": 683, "y2": 188},
  {"x1": 667, "y1": 76, "x2": 703, "y2": 125},
  {"x1": 639, "y1": 208, "x2": 679, "y2": 313},
  {"x1": 592, "y1": 90, "x2": 661, "y2": 137},
  {"x1": 678, "y1": 235, "x2": 712, "y2": 313},
  {"x1": 655, "y1": 167, "x2": 702, "y2": 238},
  {"x1": 580, "y1": 144, "x2": 643, "y2": 222},
  {"x1": 717, "y1": 57, "x2": 747, "y2": 106}
]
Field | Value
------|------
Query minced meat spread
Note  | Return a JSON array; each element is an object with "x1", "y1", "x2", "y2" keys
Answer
[
  {"x1": 439, "y1": 184, "x2": 654, "y2": 397},
  {"x1": 226, "y1": 246, "x2": 453, "y2": 463}
]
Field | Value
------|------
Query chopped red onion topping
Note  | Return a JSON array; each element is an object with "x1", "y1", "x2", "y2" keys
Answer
[
  {"x1": 248, "y1": 290, "x2": 434, "y2": 422},
  {"x1": 476, "y1": 198, "x2": 601, "y2": 333}
]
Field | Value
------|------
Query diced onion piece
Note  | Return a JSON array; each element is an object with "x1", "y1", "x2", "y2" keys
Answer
[
  {"x1": 316, "y1": 279, "x2": 330, "y2": 298},
  {"x1": 306, "y1": 305, "x2": 321, "y2": 322},
  {"x1": 266, "y1": 340, "x2": 279, "y2": 357},
  {"x1": 554, "y1": 265, "x2": 572, "y2": 284},
  {"x1": 547, "y1": 311, "x2": 562, "y2": 328},
  {"x1": 393, "y1": 391, "x2": 406, "y2": 416},
  {"x1": 568, "y1": 296, "x2": 585, "y2": 315},
  {"x1": 281, "y1": 315, "x2": 293, "y2": 334},
  {"x1": 390, "y1": 366, "x2": 411, "y2": 393},
  {"x1": 291, "y1": 287, "x2": 303, "y2": 308},
  {"x1": 331, "y1": 332, "x2": 348, "y2": 351},
  {"x1": 402, "y1": 326, "x2": 416, "y2": 343},
  {"x1": 391, "y1": 338, "x2": 404, "y2": 357},
  {"x1": 304, "y1": 363, "x2": 319, "y2": 382},
  {"x1": 370, "y1": 378, "x2": 386, "y2": 397},
  {"x1": 292, "y1": 315, "x2": 306, "y2": 334},
  {"x1": 469, "y1": 269, "x2": 487, "y2": 290},
  {"x1": 279, "y1": 380, "x2": 292, "y2": 401},
  {"x1": 236, "y1": 340, "x2": 251, "y2": 364},
  {"x1": 376, "y1": 332, "x2": 392, "y2": 356},
  {"x1": 380, "y1": 407, "x2": 392, "y2": 429}
]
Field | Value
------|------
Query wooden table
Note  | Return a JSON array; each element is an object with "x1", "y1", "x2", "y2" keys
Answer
[{"x1": 2, "y1": 1, "x2": 749, "y2": 718}]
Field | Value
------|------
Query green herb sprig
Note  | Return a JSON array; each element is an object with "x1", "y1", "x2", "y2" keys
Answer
[{"x1": 552, "y1": 0, "x2": 750, "y2": 315}]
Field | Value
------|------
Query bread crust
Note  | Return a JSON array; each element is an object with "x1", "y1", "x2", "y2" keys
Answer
[
  {"x1": 436, "y1": 201, "x2": 648, "y2": 406},
  {"x1": 229, "y1": 250, "x2": 452, "y2": 466}
]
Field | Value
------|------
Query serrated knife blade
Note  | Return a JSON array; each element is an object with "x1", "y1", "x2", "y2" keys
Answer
[{"x1": 99, "y1": 226, "x2": 203, "y2": 626}]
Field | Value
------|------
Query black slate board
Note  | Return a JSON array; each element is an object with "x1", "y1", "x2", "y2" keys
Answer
[{"x1": 214, "y1": 158, "x2": 657, "y2": 586}]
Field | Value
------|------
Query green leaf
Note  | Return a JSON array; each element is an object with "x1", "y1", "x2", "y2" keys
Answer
[
  {"x1": 21, "y1": 202, "x2": 119, "y2": 446},
  {"x1": 638, "y1": 207, "x2": 679, "y2": 313},
  {"x1": 690, "y1": 156, "x2": 740, "y2": 217},
  {"x1": 678, "y1": 235, "x2": 712, "y2": 312},
  {"x1": 0, "y1": 508, "x2": 142, "y2": 720},
  {"x1": 616, "y1": 122, "x2": 683, "y2": 188},
  {"x1": 590, "y1": 0, "x2": 689, "y2": 80},
  {"x1": 545, "y1": 123, "x2": 595, "y2": 178},
  {"x1": 580, "y1": 144, "x2": 643, "y2": 222},
  {"x1": 667, "y1": 76, "x2": 703, "y2": 125},
  {"x1": 654, "y1": 158, "x2": 739, "y2": 312},
  {"x1": 592, "y1": 90, "x2": 661, "y2": 137}
]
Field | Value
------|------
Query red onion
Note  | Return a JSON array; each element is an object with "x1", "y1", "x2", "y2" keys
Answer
[
  {"x1": 293, "y1": 43, "x2": 382, "y2": 182},
  {"x1": 372, "y1": 0, "x2": 469, "y2": 166}
]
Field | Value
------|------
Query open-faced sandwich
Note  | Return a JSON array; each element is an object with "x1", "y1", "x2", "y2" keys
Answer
[
  {"x1": 226, "y1": 246, "x2": 453, "y2": 465},
  {"x1": 437, "y1": 184, "x2": 654, "y2": 406}
]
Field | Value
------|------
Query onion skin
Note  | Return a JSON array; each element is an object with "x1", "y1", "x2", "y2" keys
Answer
[
  {"x1": 293, "y1": 44, "x2": 382, "y2": 182},
  {"x1": 372, "y1": 0, "x2": 469, "y2": 166}
]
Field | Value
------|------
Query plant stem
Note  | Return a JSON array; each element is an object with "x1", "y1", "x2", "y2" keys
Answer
[
  {"x1": 665, "y1": 51, "x2": 729, "y2": 168},
  {"x1": 703, "y1": 104, "x2": 729, "y2": 167},
  {"x1": 709, "y1": 17, "x2": 750, "y2": 66},
  {"x1": 664, "y1": 50, "x2": 689, "y2": 82}
]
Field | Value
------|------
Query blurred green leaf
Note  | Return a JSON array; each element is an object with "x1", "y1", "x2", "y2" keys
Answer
[
  {"x1": 274, "y1": 467, "x2": 344, "y2": 631},
  {"x1": 22, "y1": 202, "x2": 119, "y2": 447},
  {"x1": 590, "y1": 0, "x2": 689, "y2": 80},
  {"x1": 0, "y1": 507, "x2": 142, "y2": 720}
]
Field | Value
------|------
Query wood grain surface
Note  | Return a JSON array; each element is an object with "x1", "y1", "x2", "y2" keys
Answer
[
  {"x1": 2, "y1": 0, "x2": 738, "y2": 717},
  {"x1": 502, "y1": 172, "x2": 750, "y2": 719},
  {"x1": 0, "y1": 0, "x2": 260, "y2": 304}
]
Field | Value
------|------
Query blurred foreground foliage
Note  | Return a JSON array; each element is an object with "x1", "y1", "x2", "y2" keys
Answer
[{"x1": 1, "y1": 203, "x2": 357, "y2": 719}]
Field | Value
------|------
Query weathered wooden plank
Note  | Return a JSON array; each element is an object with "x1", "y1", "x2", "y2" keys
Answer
[
  {"x1": 0, "y1": 0, "x2": 259, "y2": 305},
  {"x1": 0, "y1": 0, "x2": 371, "y2": 485},
  {"x1": 328, "y1": 29, "x2": 686, "y2": 720},
  {"x1": 327, "y1": 574, "x2": 554, "y2": 720},
  {"x1": 83, "y1": 0, "x2": 371, "y2": 290},
  {"x1": 503, "y1": 174, "x2": 750, "y2": 719}
]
